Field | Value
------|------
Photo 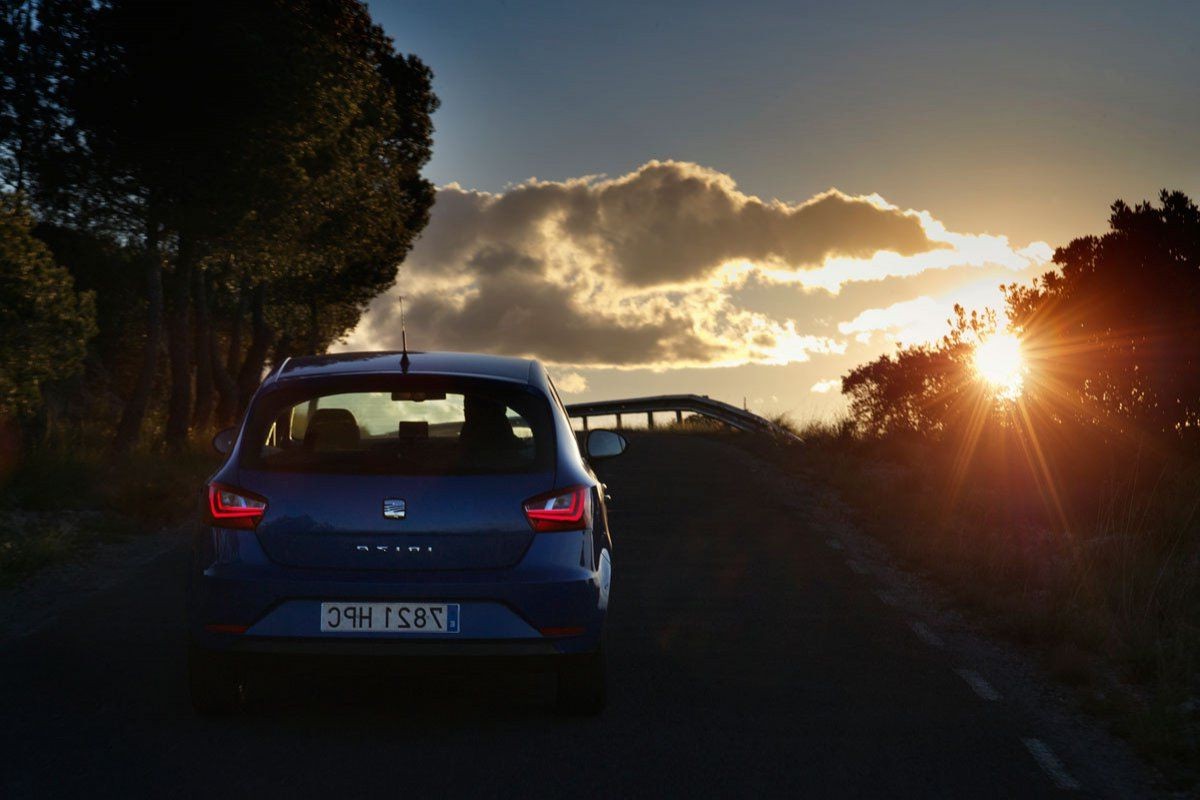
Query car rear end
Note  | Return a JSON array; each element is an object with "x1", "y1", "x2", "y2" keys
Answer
[{"x1": 187, "y1": 363, "x2": 611, "y2": 714}]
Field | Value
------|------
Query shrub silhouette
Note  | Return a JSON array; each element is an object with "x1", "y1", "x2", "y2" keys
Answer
[{"x1": 845, "y1": 191, "x2": 1200, "y2": 447}]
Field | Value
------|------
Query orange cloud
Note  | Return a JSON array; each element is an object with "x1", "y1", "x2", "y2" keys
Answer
[{"x1": 341, "y1": 161, "x2": 1051, "y2": 370}]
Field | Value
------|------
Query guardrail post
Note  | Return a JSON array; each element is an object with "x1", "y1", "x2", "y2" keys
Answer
[
  {"x1": 615, "y1": 413, "x2": 622, "y2": 429},
  {"x1": 647, "y1": 411, "x2": 654, "y2": 428},
  {"x1": 581, "y1": 416, "x2": 588, "y2": 431},
  {"x1": 675, "y1": 410, "x2": 683, "y2": 425}
]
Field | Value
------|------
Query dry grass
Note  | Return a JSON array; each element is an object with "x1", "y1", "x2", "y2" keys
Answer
[
  {"x1": 0, "y1": 442, "x2": 218, "y2": 586},
  {"x1": 658, "y1": 415, "x2": 741, "y2": 435},
  {"x1": 762, "y1": 420, "x2": 1200, "y2": 784}
]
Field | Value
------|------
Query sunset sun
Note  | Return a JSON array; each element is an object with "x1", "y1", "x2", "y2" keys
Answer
[{"x1": 973, "y1": 332, "x2": 1025, "y2": 400}]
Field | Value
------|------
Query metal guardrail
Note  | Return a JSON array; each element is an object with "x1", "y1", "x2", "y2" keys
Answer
[{"x1": 565, "y1": 394, "x2": 801, "y2": 443}]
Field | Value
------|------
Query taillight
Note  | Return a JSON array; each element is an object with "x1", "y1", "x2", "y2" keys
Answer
[
  {"x1": 206, "y1": 483, "x2": 266, "y2": 530},
  {"x1": 523, "y1": 485, "x2": 592, "y2": 532}
]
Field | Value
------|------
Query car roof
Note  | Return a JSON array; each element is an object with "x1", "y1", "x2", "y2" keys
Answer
[{"x1": 269, "y1": 351, "x2": 543, "y2": 386}]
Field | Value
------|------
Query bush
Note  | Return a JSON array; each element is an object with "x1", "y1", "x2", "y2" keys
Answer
[
  {"x1": 0, "y1": 442, "x2": 218, "y2": 585},
  {"x1": 0, "y1": 197, "x2": 96, "y2": 429}
]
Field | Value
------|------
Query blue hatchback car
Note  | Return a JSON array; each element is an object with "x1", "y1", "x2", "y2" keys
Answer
[{"x1": 188, "y1": 351, "x2": 625, "y2": 715}]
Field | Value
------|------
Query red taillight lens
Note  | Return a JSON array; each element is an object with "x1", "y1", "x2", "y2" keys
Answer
[
  {"x1": 206, "y1": 483, "x2": 266, "y2": 530},
  {"x1": 523, "y1": 485, "x2": 592, "y2": 532},
  {"x1": 538, "y1": 626, "x2": 585, "y2": 637}
]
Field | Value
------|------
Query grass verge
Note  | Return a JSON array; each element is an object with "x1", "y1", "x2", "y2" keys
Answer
[{"x1": 0, "y1": 444, "x2": 219, "y2": 587}]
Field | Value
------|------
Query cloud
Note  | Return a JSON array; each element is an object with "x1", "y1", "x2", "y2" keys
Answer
[
  {"x1": 749, "y1": 214, "x2": 1050, "y2": 293},
  {"x1": 552, "y1": 371, "x2": 588, "y2": 394},
  {"x1": 386, "y1": 269, "x2": 723, "y2": 367},
  {"x1": 341, "y1": 160, "x2": 1052, "y2": 370},
  {"x1": 836, "y1": 274, "x2": 1033, "y2": 349},
  {"x1": 404, "y1": 161, "x2": 939, "y2": 288},
  {"x1": 810, "y1": 379, "x2": 841, "y2": 394},
  {"x1": 838, "y1": 296, "x2": 947, "y2": 346}
]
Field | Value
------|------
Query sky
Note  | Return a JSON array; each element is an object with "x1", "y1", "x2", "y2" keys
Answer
[{"x1": 348, "y1": 0, "x2": 1200, "y2": 420}]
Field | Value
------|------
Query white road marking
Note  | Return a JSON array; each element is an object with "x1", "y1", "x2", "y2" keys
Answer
[
  {"x1": 875, "y1": 590, "x2": 898, "y2": 606},
  {"x1": 825, "y1": 539, "x2": 843, "y2": 550},
  {"x1": 845, "y1": 559, "x2": 869, "y2": 575},
  {"x1": 910, "y1": 621, "x2": 944, "y2": 648},
  {"x1": 955, "y1": 668, "x2": 1001, "y2": 701},
  {"x1": 1022, "y1": 738, "x2": 1081, "y2": 791}
]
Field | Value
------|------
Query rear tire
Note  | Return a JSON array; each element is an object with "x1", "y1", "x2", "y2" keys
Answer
[
  {"x1": 188, "y1": 644, "x2": 243, "y2": 715},
  {"x1": 554, "y1": 649, "x2": 606, "y2": 716}
]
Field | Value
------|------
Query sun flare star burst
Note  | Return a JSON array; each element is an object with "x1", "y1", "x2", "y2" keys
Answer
[{"x1": 973, "y1": 332, "x2": 1025, "y2": 400}]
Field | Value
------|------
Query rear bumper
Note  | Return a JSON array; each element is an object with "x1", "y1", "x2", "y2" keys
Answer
[
  {"x1": 228, "y1": 638, "x2": 558, "y2": 657},
  {"x1": 188, "y1": 526, "x2": 610, "y2": 658}
]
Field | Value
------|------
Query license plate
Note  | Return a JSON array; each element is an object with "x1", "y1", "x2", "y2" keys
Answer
[{"x1": 319, "y1": 602, "x2": 460, "y2": 634}]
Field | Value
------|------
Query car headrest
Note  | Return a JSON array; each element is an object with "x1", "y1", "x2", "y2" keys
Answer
[
  {"x1": 460, "y1": 396, "x2": 517, "y2": 448},
  {"x1": 398, "y1": 420, "x2": 429, "y2": 440},
  {"x1": 304, "y1": 408, "x2": 361, "y2": 451}
]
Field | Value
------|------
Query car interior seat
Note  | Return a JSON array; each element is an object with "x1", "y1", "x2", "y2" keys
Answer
[{"x1": 303, "y1": 407, "x2": 361, "y2": 452}]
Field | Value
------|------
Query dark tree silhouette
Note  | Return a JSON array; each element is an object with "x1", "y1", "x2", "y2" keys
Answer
[
  {"x1": 1006, "y1": 191, "x2": 1200, "y2": 437},
  {"x1": 844, "y1": 191, "x2": 1200, "y2": 444},
  {"x1": 1, "y1": 0, "x2": 438, "y2": 451},
  {"x1": 843, "y1": 306, "x2": 997, "y2": 437}
]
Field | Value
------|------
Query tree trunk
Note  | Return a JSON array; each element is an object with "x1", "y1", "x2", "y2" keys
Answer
[
  {"x1": 191, "y1": 269, "x2": 215, "y2": 430},
  {"x1": 112, "y1": 224, "x2": 163, "y2": 454},
  {"x1": 307, "y1": 301, "x2": 320, "y2": 354},
  {"x1": 226, "y1": 276, "x2": 247, "y2": 374},
  {"x1": 211, "y1": 325, "x2": 239, "y2": 428},
  {"x1": 213, "y1": 279, "x2": 247, "y2": 425},
  {"x1": 163, "y1": 239, "x2": 195, "y2": 451},
  {"x1": 236, "y1": 283, "x2": 274, "y2": 415}
]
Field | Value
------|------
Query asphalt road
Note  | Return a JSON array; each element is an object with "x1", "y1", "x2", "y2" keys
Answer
[{"x1": 1, "y1": 434, "x2": 1155, "y2": 798}]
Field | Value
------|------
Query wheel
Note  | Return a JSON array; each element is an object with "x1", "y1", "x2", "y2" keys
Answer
[
  {"x1": 554, "y1": 648, "x2": 606, "y2": 716},
  {"x1": 188, "y1": 643, "x2": 244, "y2": 715}
]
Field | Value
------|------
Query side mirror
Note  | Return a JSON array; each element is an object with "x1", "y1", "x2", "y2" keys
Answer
[
  {"x1": 586, "y1": 429, "x2": 627, "y2": 460},
  {"x1": 212, "y1": 427, "x2": 237, "y2": 456}
]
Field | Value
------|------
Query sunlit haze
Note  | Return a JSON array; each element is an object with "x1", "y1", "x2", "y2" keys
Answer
[{"x1": 973, "y1": 332, "x2": 1025, "y2": 401}]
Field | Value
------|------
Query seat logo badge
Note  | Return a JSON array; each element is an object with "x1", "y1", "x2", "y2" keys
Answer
[{"x1": 383, "y1": 499, "x2": 406, "y2": 519}]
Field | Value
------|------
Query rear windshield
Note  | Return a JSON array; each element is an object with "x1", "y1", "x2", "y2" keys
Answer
[{"x1": 240, "y1": 376, "x2": 554, "y2": 475}]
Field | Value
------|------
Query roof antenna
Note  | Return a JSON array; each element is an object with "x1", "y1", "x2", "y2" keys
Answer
[{"x1": 398, "y1": 294, "x2": 410, "y2": 373}]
